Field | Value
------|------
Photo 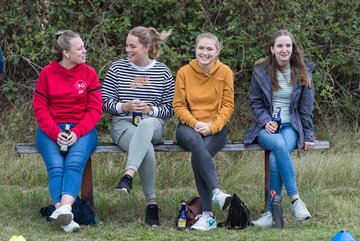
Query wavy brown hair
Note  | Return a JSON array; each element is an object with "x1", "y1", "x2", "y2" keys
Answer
[{"x1": 258, "y1": 30, "x2": 312, "y2": 90}]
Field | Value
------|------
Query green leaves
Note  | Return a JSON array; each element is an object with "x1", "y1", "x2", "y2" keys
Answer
[{"x1": 0, "y1": 0, "x2": 359, "y2": 124}]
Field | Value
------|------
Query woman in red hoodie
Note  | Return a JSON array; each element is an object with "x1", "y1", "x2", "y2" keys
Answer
[{"x1": 33, "y1": 30, "x2": 102, "y2": 233}]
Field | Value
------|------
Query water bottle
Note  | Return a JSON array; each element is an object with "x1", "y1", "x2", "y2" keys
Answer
[
  {"x1": 132, "y1": 112, "x2": 142, "y2": 126},
  {"x1": 271, "y1": 190, "x2": 283, "y2": 228},
  {"x1": 272, "y1": 107, "x2": 281, "y2": 133},
  {"x1": 59, "y1": 123, "x2": 71, "y2": 156},
  {"x1": 177, "y1": 201, "x2": 187, "y2": 231}
]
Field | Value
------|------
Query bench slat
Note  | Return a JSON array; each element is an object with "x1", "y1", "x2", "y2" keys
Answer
[
  {"x1": 15, "y1": 140, "x2": 330, "y2": 154},
  {"x1": 15, "y1": 140, "x2": 330, "y2": 209}
]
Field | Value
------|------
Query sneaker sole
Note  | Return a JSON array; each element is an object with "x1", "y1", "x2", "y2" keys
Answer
[
  {"x1": 63, "y1": 225, "x2": 80, "y2": 233},
  {"x1": 115, "y1": 187, "x2": 130, "y2": 196},
  {"x1": 296, "y1": 215, "x2": 312, "y2": 221},
  {"x1": 50, "y1": 213, "x2": 73, "y2": 226},
  {"x1": 191, "y1": 225, "x2": 217, "y2": 231}
]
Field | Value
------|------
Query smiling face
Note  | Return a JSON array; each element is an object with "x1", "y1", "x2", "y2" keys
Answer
[
  {"x1": 126, "y1": 34, "x2": 150, "y2": 66},
  {"x1": 63, "y1": 37, "x2": 87, "y2": 66},
  {"x1": 195, "y1": 37, "x2": 219, "y2": 72},
  {"x1": 270, "y1": 35, "x2": 293, "y2": 70}
]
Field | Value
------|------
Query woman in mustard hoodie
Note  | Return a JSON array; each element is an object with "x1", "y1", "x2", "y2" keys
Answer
[{"x1": 173, "y1": 33, "x2": 234, "y2": 231}]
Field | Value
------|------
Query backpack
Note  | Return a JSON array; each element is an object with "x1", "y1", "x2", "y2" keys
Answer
[
  {"x1": 39, "y1": 196, "x2": 97, "y2": 225},
  {"x1": 218, "y1": 194, "x2": 250, "y2": 229}
]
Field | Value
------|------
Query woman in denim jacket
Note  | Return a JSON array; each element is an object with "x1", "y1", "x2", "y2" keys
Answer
[{"x1": 244, "y1": 30, "x2": 315, "y2": 228}]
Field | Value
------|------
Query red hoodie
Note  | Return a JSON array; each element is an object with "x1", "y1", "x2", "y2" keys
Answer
[{"x1": 33, "y1": 60, "x2": 102, "y2": 141}]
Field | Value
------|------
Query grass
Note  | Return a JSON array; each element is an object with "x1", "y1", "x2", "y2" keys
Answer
[{"x1": 1, "y1": 108, "x2": 359, "y2": 240}]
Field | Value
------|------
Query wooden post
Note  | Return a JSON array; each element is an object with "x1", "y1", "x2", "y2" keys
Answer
[
  {"x1": 264, "y1": 150, "x2": 270, "y2": 210},
  {"x1": 81, "y1": 157, "x2": 94, "y2": 207}
]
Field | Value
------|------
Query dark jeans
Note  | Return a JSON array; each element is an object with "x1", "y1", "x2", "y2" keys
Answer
[{"x1": 176, "y1": 123, "x2": 228, "y2": 212}]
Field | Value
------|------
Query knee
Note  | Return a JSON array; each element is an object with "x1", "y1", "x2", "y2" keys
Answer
[
  {"x1": 137, "y1": 118, "x2": 154, "y2": 130},
  {"x1": 272, "y1": 139, "x2": 287, "y2": 152},
  {"x1": 47, "y1": 166, "x2": 64, "y2": 178}
]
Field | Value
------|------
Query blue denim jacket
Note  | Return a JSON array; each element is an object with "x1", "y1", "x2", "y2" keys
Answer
[{"x1": 243, "y1": 60, "x2": 315, "y2": 151}]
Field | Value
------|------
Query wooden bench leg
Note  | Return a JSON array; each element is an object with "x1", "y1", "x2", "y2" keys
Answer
[
  {"x1": 264, "y1": 150, "x2": 270, "y2": 210},
  {"x1": 81, "y1": 157, "x2": 94, "y2": 207}
]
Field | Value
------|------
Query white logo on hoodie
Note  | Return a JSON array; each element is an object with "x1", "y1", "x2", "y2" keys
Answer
[{"x1": 75, "y1": 80, "x2": 87, "y2": 94}]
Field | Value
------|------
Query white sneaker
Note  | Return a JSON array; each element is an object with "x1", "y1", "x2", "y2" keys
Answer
[
  {"x1": 191, "y1": 212, "x2": 217, "y2": 231},
  {"x1": 49, "y1": 205, "x2": 73, "y2": 225},
  {"x1": 62, "y1": 220, "x2": 80, "y2": 233},
  {"x1": 251, "y1": 211, "x2": 273, "y2": 228},
  {"x1": 291, "y1": 199, "x2": 311, "y2": 221},
  {"x1": 212, "y1": 189, "x2": 232, "y2": 210}
]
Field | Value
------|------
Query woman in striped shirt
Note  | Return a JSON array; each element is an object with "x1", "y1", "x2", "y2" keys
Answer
[{"x1": 102, "y1": 26, "x2": 174, "y2": 226}]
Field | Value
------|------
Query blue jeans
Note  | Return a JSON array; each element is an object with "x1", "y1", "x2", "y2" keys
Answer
[
  {"x1": 257, "y1": 124, "x2": 299, "y2": 211},
  {"x1": 176, "y1": 123, "x2": 228, "y2": 212},
  {"x1": 36, "y1": 124, "x2": 98, "y2": 204}
]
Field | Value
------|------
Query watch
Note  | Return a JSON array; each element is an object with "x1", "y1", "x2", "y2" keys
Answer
[{"x1": 148, "y1": 108, "x2": 154, "y2": 116}]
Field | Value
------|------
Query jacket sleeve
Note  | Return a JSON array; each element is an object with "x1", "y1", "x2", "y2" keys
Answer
[
  {"x1": 298, "y1": 73, "x2": 315, "y2": 142},
  {"x1": 33, "y1": 70, "x2": 61, "y2": 141},
  {"x1": 248, "y1": 70, "x2": 272, "y2": 128},
  {"x1": 71, "y1": 68, "x2": 103, "y2": 139},
  {"x1": 173, "y1": 69, "x2": 198, "y2": 128},
  {"x1": 209, "y1": 69, "x2": 234, "y2": 134},
  {"x1": 0, "y1": 47, "x2": 4, "y2": 73}
]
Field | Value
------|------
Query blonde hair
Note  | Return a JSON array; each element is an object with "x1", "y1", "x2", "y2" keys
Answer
[
  {"x1": 128, "y1": 26, "x2": 172, "y2": 59},
  {"x1": 195, "y1": 33, "x2": 223, "y2": 53},
  {"x1": 52, "y1": 30, "x2": 80, "y2": 61}
]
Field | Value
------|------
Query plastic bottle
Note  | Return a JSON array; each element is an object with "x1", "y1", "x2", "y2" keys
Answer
[
  {"x1": 132, "y1": 112, "x2": 142, "y2": 126},
  {"x1": 60, "y1": 123, "x2": 71, "y2": 156},
  {"x1": 177, "y1": 201, "x2": 187, "y2": 231},
  {"x1": 271, "y1": 190, "x2": 283, "y2": 228},
  {"x1": 272, "y1": 107, "x2": 281, "y2": 133}
]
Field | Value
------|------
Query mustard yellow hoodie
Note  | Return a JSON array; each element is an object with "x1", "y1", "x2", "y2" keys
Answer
[{"x1": 173, "y1": 59, "x2": 234, "y2": 134}]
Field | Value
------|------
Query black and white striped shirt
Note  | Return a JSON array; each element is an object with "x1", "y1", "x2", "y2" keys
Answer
[{"x1": 102, "y1": 58, "x2": 174, "y2": 119}]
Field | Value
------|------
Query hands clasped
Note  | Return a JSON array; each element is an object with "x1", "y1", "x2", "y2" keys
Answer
[
  {"x1": 194, "y1": 121, "x2": 212, "y2": 136},
  {"x1": 125, "y1": 99, "x2": 152, "y2": 114},
  {"x1": 57, "y1": 131, "x2": 78, "y2": 147}
]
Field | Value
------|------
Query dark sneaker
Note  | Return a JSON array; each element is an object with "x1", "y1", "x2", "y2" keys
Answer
[
  {"x1": 115, "y1": 174, "x2": 133, "y2": 195},
  {"x1": 145, "y1": 204, "x2": 160, "y2": 226}
]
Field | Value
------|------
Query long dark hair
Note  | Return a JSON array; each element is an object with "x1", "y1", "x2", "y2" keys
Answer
[{"x1": 258, "y1": 30, "x2": 311, "y2": 90}]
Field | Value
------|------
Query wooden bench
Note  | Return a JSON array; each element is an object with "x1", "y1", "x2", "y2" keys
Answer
[{"x1": 15, "y1": 140, "x2": 330, "y2": 209}]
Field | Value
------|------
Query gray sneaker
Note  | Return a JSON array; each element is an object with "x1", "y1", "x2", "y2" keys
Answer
[
  {"x1": 49, "y1": 205, "x2": 73, "y2": 226},
  {"x1": 62, "y1": 220, "x2": 80, "y2": 233},
  {"x1": 291, "y1": 199, "x2": 311, "y2": 220},
  {"x1": 251, "y1": 211, "x2": 273, "y2": 228}
]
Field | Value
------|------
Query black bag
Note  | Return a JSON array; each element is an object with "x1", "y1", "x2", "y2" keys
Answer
[
  {"x1": 218, "y1": 194, "x2": 250, "y2": 229},
  {"x1": 39, "y1": 196, "x2": 97, "y2": 225}
]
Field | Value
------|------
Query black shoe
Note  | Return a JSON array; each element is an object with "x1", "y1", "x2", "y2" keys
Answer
[
  {"x1": 115, "y1": 174, "x2": 133, "y2": 195},
  {"x1": 145, "y1": 204, "x2": 160, "y2": 226}
]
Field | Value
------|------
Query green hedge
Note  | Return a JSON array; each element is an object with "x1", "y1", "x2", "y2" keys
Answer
[{"x1": 1, "y1": 0, "x2": 359, "y2": 127}]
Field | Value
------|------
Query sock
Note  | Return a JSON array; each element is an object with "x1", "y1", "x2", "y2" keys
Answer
[
  {"x1": 123, "y1": 174, "x2": 133, "y2": 181},
  {"x1": 212, "y1": 188, "x2": 220, "y2": 196}
]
